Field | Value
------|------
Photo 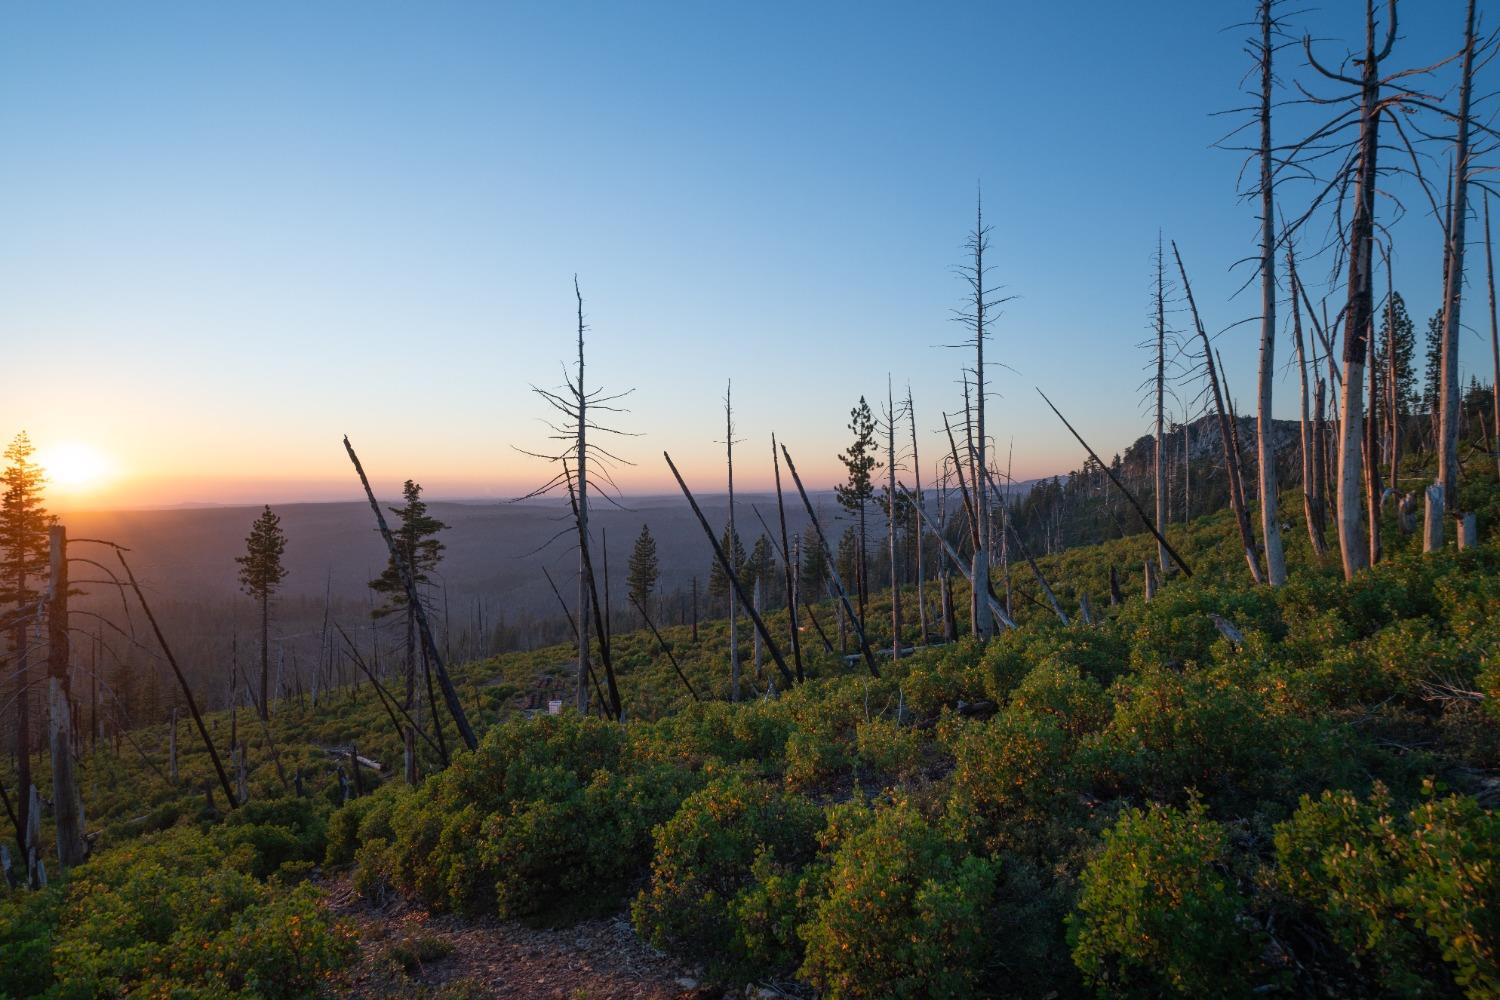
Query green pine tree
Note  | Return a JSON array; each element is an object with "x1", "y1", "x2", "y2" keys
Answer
[
  {"x1": 798, "y1": 523, "x2": 829, "y2": 599},
  {"x1": 369, "y1": 480, "x2": 447, "y2": 707},
  {"x1": 1378, "y1": 291, "x2": 1417, "y2": 415},
  {"x1": 626, "y1": 522, "x2": 660, "y2": 622},
  {"x1": 707, "y1": 523, "x2": 747, "y2": 613},
  {"x1": 0, "y1": 432, "x2": 51, "y2": 852},
  {"x1": 237, "y1": 505, "x2": 288, "y2": 720},
  {"x1": 835, "y1": 397, "x2": 880, "y2": 618},
  {"x1": 1422, "y1": 309, "x2": 1444, "y2": 416},
  {"x1": 745, "y1": 534, "x2": 777, "y2": 606}
]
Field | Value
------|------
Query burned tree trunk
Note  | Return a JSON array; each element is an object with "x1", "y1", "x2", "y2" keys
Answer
[
  {"x1": 1254, "y1": 1, "x2": 1287, "y2": 586},
  {"x1": 1154, "y1": 237, "x2": 1171, "y2": 576},
  {"x1": 1289, "y1": 249, "x2": 1328, "y2": 555},
  {"x1": 1438, "y1": 0, "x2": 1478, "y2": 512},
  {"x1": 1174, "y1": 241, "x2": 1265, "y2": 583},
  {"x1": 1488, "y1": 197, "x2": 1500, "y2": 482},
  {"x1": 886, "y1": 377, "x2": 902, "y2": 660},
  {"x1": 725, "y1": 382, "x2": 741, "y2": 701},
  {"x1": 906, "y1": 388, "x2": 929, "y2": 643},
  {"x1": 47, "y1": 527, "x2": 85, "y2": 868},
  {"x1": 772, "y1": 435, "x2": 804, "y2": 682}
]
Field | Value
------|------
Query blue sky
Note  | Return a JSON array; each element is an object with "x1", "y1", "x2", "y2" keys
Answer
[{"x1": 0, "y1": 1, "x2": 1476, "y2": 507}]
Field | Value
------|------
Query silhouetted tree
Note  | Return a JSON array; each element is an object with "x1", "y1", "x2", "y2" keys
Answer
[
  {"x1": 237, "y1": 505, "x2": 287, "y2": 720},
  {"x1": 626, "y1": 523, "x2": 659, "y2": 623},
  {"x1": 835, "y1": 396, "x2": 879, "y2": 621},
  {"x1": 369, "y1": 480, "x2": 447, "y2": 709},
  {"x1": 0, "y1": 433, "x2": 49, "y2": 866}
]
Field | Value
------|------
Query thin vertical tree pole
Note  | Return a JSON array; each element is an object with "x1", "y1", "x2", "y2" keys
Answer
[
  {"x1": 1254, "y1": 1, "x2": 1287, "y2": 586},
  {"x1": 887, "y1": 376, "x2": 902, "y2": 660},
  {"x1": 724, "y1": 381, "x2": 741, "y2": 701},
  {"x1": 1487, "y1": 195, "x2": 1500, "y2": 481},
  {"x1": 906, "y1": 388, "x2": 928, "y2": 643},
  {"x1": 1367, "y1": 312, "x2": 1383, "y2": 565},
  {"x1": 343, "y1": 437, "x2": 477, "y2": 750},
  {"x1": 1439, "y1": 0, "x2": 1478, "y2": 511},
  {"x1": 573, "y1": 278, "x2": 592, "y2": 713},
  {"x1": 772, "y1": 434, "x2": 804, "y2": 682},
  {"x1": 1155, "y1": 235, "x2": 1171, "y2": 575},
  {"x1": 47, "y1": 527, "x2": 84, "y2": 867}
]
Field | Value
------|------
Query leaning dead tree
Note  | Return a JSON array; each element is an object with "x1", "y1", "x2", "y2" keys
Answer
[
  {"x1": 1174, "y1": 241, "x2": 1264, "y2": 583},
  {"x1": 664, "y1": 451, "x2": 796, "y2": 689},
  {"x1": 883, "y1": 376, "x2": 908, "y2": 659},
  {"x1": 1288, "y1": 243, "x2": 1329, "y2": 555},
  {"x1": 516, "y1": 277, "x2": 635, "y2": 713},
  {"x1": 344, "y1": 437, "x2": 477, "y2": 750}
]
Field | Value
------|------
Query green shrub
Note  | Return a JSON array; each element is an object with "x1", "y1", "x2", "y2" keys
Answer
[
  {"x1": 1271, "y1": 783, "x2": 1500, "y2": 998},
  {"x1": 799, "y1": 800, "x2": 998, "y2": 1000},
  {"x1": 944, "y1": 711, "x2": 1074, "y2": 855},
  {"x1": 632, "y1": 773, "x2": 824, "y2": 979},
  {"x1": 1008, "y1": 660, "x2": 1111, "y2": 740},
  {"x1": 39, "y1": 824, "x2": 355, "y2": 999},
  {"x1": 854, "y1": 717, "x2": 925, "y2": 782},
  {"x1": 0, "y1": 883, "x2": 63, "y2": 999},
  {"x1": 1069, "y1": 799, "x2": 1258, "y2": 996}
]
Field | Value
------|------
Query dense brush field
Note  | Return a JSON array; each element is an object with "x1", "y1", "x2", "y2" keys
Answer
[{"x1": 4, "y1": 471, "x2": 1500, "y2": 998}]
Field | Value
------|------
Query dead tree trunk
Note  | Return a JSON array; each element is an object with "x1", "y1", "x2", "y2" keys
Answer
[
  {"x1": 1438, "y1": 0, "x2": 1478, "y2": 512},
  {"x1": 1154, "y1": 237, "x2": 1171, "y2": 575},
  {"x1": 1173, "y1": 241, "x2": 1263, "y2": 582},
  {"x1": 1255, "y1": 1, "x2": 1287, "y2": 586},
  {"x1": 906, "y1": 388, "x2": 929, "y2": 643},
  {"x1": 962, "y1": 198, "x2": 996, "y2": 641},
  {"x1": 1488, "y1": 197, "x2": 1500, "y2": 482},
  {"x1": 886, "y1": 377, "x2": 902, "y2": 660},
  {"x1": 1290, "y1": 249, "x2": 1328, "y2": 555},
  {"x1": 1307, "y1": 2, "x2": 1395, "y2": 579},
  {"x1": 47, "y1": 527, "x2": 84, "y2": 867},
  {"x1": 666, "y1": 451, "x2": 798, "y2": 687},
  {"x1": 1366, "y1": 314, "x2": 1383, "y2": 565},
  {"x1": 775, "y1": 444, "x2": 879, "y2": 676},
  {"x1": 724, "y1": 382, "x2": 741, "y2": 701},
  {"x1": 771, "y1": 435, "x2": 804, "y2": 682},
  {"x1": 574, "y1": 283, "x2": 592, "y2": 714},
  {"x1": 114, "y1": 548, "x2": 239, "y2": 807}
]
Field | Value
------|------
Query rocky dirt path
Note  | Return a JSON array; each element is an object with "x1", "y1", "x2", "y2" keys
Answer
[{"x1": 322, "y1": 876, "x2": 719, "y2": 999}]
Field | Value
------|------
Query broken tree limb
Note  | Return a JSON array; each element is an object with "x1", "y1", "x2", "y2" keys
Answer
[
  {"x1": 1035, "y1": 389, "x2": 1195, "y2": 578},
  {"x1": 899, "y1": 486, "x2": 1015, "y2": 629},
  {"x1": 344, "y1": 436, "x2": 477, "y2": 751},
  {"x1": 629, "y1": 594, "x2": 700, "y2": 701},
  {"x1": 771, "y1": 434, "x2": 805, "y2": 682},
  {"x1": 114, "y1": 548, "x2": 238, "y2": 809},
  {"x1": 335, "y1": 622, "x2": 443, "y2": 756},
  {"x1": 775, "y1": 444, "x2": 880, "y2": 678},
  {"x1": 665, "y1": 450, "x2": 796, "y2": 688}
]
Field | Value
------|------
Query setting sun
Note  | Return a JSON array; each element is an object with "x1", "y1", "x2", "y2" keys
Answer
[{"x1": 37, "y1": 441, "x2": 115, "y2": 492}]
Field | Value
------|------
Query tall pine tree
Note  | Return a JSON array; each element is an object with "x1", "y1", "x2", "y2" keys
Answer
[
  {"x1": 835, "y1": 397, "x2": 880, "y2": 620},
  {"x1": 237, "y1": 505, "x2": 287, "y2": 720},
  {"x1": 0, "y1": 433, "x2": 50, "y2": 861},
  {"x1": 626, "y1": 523, "x2": 659, "y2": 622},
  {"x1": 369, "y1": 480, "x2": 447, "y2": 708}
]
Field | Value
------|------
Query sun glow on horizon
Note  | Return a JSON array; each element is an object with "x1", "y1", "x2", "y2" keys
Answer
[{"x1": 37, "y1": 441, "x2": 116, "y2": 494}]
